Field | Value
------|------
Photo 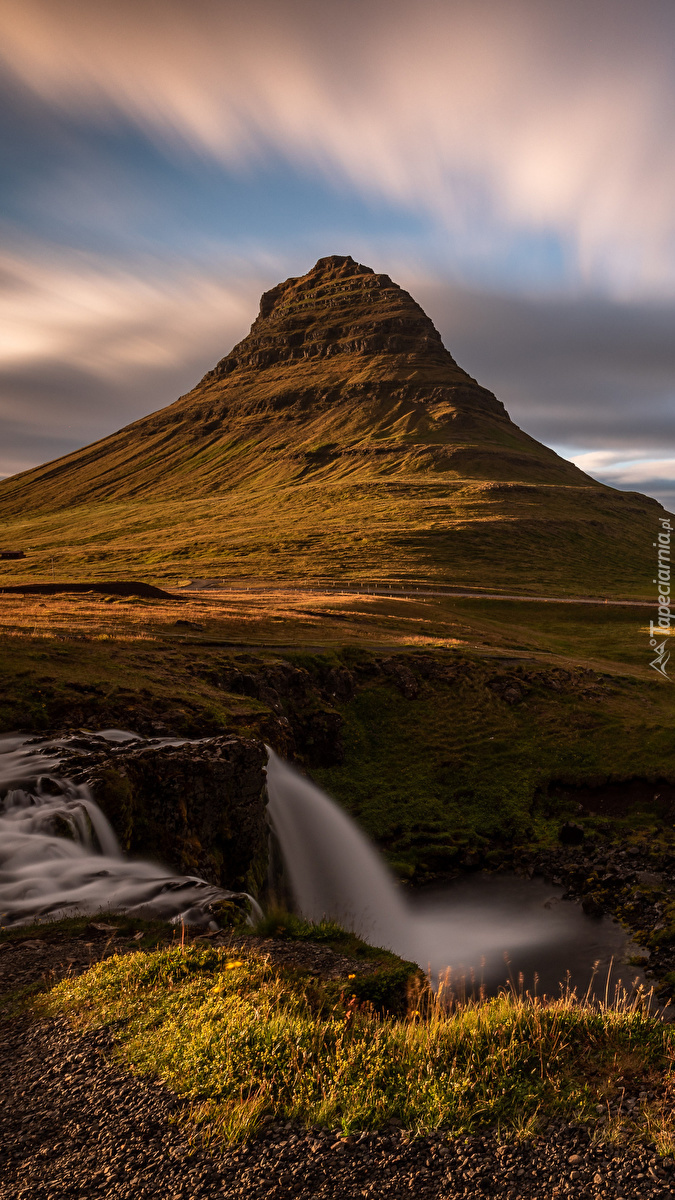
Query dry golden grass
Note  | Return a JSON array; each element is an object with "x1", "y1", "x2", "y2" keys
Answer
[
  {"x1": 0, "y1": 588, "x2": 471, "y2": 648},
  {"x1": 0, "y1": 586, "x2": 660, "y2": 681}
]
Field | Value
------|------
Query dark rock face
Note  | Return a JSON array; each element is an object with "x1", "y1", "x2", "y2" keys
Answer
[
  {"x1": 59, "y1": 736, "x2": 268, "y2": 893},
  {"x1": 208, "y1": 254, "x2": 472, "y2": 379},
  {"x1": 551, "y1": 776, "x2": 675, "y2": 821},
  {"x1": 559, "y1": 822, "x2": 585, "y2": 845},
  {"x1": 0, "y1": 581, "x2": 170, "y2": 598},
  {"x1": 204, "y1": 657, "x2": 349, "y2": 768}
]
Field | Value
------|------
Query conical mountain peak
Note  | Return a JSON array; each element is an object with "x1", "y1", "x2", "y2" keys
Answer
[
  {"x1": 0, "y1": 255, "x2": 665, "y2": 598},
  {"x1": 206, "y1": 254, "x2": 458, "y2": 379}
]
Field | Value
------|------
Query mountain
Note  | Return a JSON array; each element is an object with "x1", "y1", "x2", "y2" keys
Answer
[{"x1": 0, "y1": 255, "x2": 666, "y2": 595}]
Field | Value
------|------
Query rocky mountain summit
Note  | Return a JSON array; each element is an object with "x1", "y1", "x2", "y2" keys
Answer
[
  {"x1": 209, "y1": 254, "x2": 484, "y2": 377},
  {"x1": 0, "y1": 255, "x2": 666, "y2": 594}
]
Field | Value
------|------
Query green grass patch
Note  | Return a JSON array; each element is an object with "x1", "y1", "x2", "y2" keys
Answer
[
  {"x1": 252, "y1": 910, "x2": 353, "y2": 942},
  {"x1": 37, "y1": 945, "x2": 675, "y2": 1149},
  {"x1": 313, "y1": 669, "x2": 675, "y2": 879},
  {"x1": 251, "y1": 910, "x2": 400, "y2": 962}
]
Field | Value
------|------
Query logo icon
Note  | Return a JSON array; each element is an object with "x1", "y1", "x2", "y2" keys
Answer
[{"x1": 649, "y1": 638, "x2": 671, "y2": 680}]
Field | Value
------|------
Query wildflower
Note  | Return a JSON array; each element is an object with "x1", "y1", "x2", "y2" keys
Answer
[
  {"x1": 348, "y1": 974, "x2": 356, "y2": 979},
  {"x1": 226, "y1": 960, "x2": 244, "y2": 970}
]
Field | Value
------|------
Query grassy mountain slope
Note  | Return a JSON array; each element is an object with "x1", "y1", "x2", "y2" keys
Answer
[{"x1": 0, "y1": 255, "x2": 667, "y2": 596}]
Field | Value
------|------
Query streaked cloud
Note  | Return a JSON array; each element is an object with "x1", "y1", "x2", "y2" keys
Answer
[
  {"x1": 0, "y1": 0, "x2": 673, "y2": 506},
  {"x1": 417, "y1": 281, "x2": 675, "y2": 508},
  {"x1": 0, "y1": 244, "x2": 256, "y2": 377},
  {"x1": 570, "y1": 453, "x2": 675, "y2": 511},
  {"x1": 1, "y1": 0, "x2": 674, "y2": 296},
  {"x1": 0, "y1": 244, "x2": 263, "y2": 476}
]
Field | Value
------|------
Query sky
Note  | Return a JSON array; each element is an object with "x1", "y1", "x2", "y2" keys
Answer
[{"x1": 1, "y1": 0, "x2": 674, "y2": 508}]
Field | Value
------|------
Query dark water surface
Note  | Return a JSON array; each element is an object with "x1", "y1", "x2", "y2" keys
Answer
[{"x1": 410, "y1": 873, "x2": 647, "y2": 999}]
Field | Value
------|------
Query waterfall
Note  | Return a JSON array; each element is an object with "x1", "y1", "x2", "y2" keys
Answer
[
  {"x1": 264, "y1": 751, "x2": 643, "y2": 993},
  {"x1": 0, "y1": 733, "x2": 258, "y2": 928},
  {"x1": 265, "y1": 748, "x2": 414, "y2": 956},
  {"x1": 0, "y1": 735, "x2": 641, "y2": 995}
]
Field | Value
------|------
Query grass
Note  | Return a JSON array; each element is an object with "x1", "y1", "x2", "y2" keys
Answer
[
  {"x1": 313, "y1": 664, "x2": 675, "y2": 878},
  {"x1": 0, "y1": 586, "x2": 660, "y2": 680},
  {"x1": 0, "y1": 483, "x2": 665, "y2": 598},
  {"x1": 0, "y1": 589, "x2": 673, "y2": 879},
  {"x1": 36, "y1": 943, "x2": 675, "y2": 1149},
  {"x1": 250, "y1": 910, "x2": 385, "y2": 958}
]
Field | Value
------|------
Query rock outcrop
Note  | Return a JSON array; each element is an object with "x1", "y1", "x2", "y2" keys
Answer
[
  {"x1": 56, "y1": 735, "x2": 268, "y2": 893},
  {"x1": 208, "y1": 254, "x2": 487, "y2": 382}
]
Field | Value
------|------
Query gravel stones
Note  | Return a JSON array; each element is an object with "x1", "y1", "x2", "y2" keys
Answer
[
  {"x1": 215, "y1": 932, "x2": 378, "y2": 980},
  {"x1": 7, "y1": 1047, "x2": 669, "y2": 1200},
  {"x1": 2, "y1": 937, "x2": 675, "y2": 1199},
  {"x1": 0, "y1": 935, "x2": 121, "y2": 1000}
]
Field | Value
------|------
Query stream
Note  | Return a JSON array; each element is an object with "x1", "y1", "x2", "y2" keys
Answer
[{"x1": 0, "y1": 733, "x2": 648, "y2": 1000}]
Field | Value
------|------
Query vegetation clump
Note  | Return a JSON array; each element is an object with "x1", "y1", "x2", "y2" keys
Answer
[{"x1": 38, "y1": 944, "x2": 675, "y2": 1150}]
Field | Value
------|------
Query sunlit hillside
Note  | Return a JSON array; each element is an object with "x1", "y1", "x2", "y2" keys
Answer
[{"x1": 0, "y1": 257, "x2": 666, "y2": 597}]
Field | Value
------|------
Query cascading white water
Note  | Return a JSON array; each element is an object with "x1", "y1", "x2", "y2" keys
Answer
[
  {"x1": 0, "y1": 733, "x2": 258, "y2": 928},
  {"x1": 266, "y1": 747, "x2": 413, "y2": 954},
  {"x1": 265, "y1": 750, "x2": 644, "y2": 992},
  {"x1": 0, "y1": 733, "x2": 642, "y2": 993}
]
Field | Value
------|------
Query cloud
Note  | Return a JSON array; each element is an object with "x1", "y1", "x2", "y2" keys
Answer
[
  {"x1": 413, "y1": 281, "x2": 675, "y2": 455},
  {"x1": 570, "y1": 452, "x2": 675, "y2": 480},
  {"x1": 570, "y1": 452, "x2": 675, "y2": 511},
  {"x1": 0, "y1": 0, "x2": 674, "y2": 297},
  {"x1": 0, "y1": 242, "x2": 266, "y2": 476},
  {"x1": 411, "y1": 275, "x2": 675, "y2": 510},
  {"x1": 0, "y1": 243, "x2": 259, "y2": 380}
]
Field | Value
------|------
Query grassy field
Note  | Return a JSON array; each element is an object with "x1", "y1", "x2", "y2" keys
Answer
[
  {"x1": 0, "y1": 586, "x2": 659, "y2": 671},
  {"x1": 0, "y1": 483, "x2": 666, "y2": 599},
  {"x1": 313, "y1": 663, "x2": 674, "y2": 878},
  {"x1": 0, "y1": 587, "x2": 672, "y2": 880},
  {"x1": 34, "y1": 940, "x2": 675, "y2": 1149}
]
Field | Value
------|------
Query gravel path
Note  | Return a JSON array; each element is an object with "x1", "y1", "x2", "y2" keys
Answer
[{"x1": 2, "y1": 938, "x2": 675, "y2": 1199}]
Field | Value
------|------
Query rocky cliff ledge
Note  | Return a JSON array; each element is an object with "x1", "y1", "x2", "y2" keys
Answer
[
  {"x1": 207, "y1": 254, "x2": 475, "y2": 378},
  {"x1": 56, "y1": 735, "x2": 268, "y2": 894}
]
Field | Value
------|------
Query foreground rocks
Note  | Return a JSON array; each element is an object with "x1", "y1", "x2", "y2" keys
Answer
[
  {"x1": 1, "y1": 1014, "x2": 674, "y2": 1200},
  {"x1": 522, "y1": 840, "x2": 675, "y2": 1000},
  {"x1": 1, "y1": 935, "x2": 675, "y2": 1200}
]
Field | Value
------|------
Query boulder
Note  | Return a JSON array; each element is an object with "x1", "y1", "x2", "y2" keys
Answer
[{"x1": 559, "y1": 821, "x2": 585, "y2": 845}]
